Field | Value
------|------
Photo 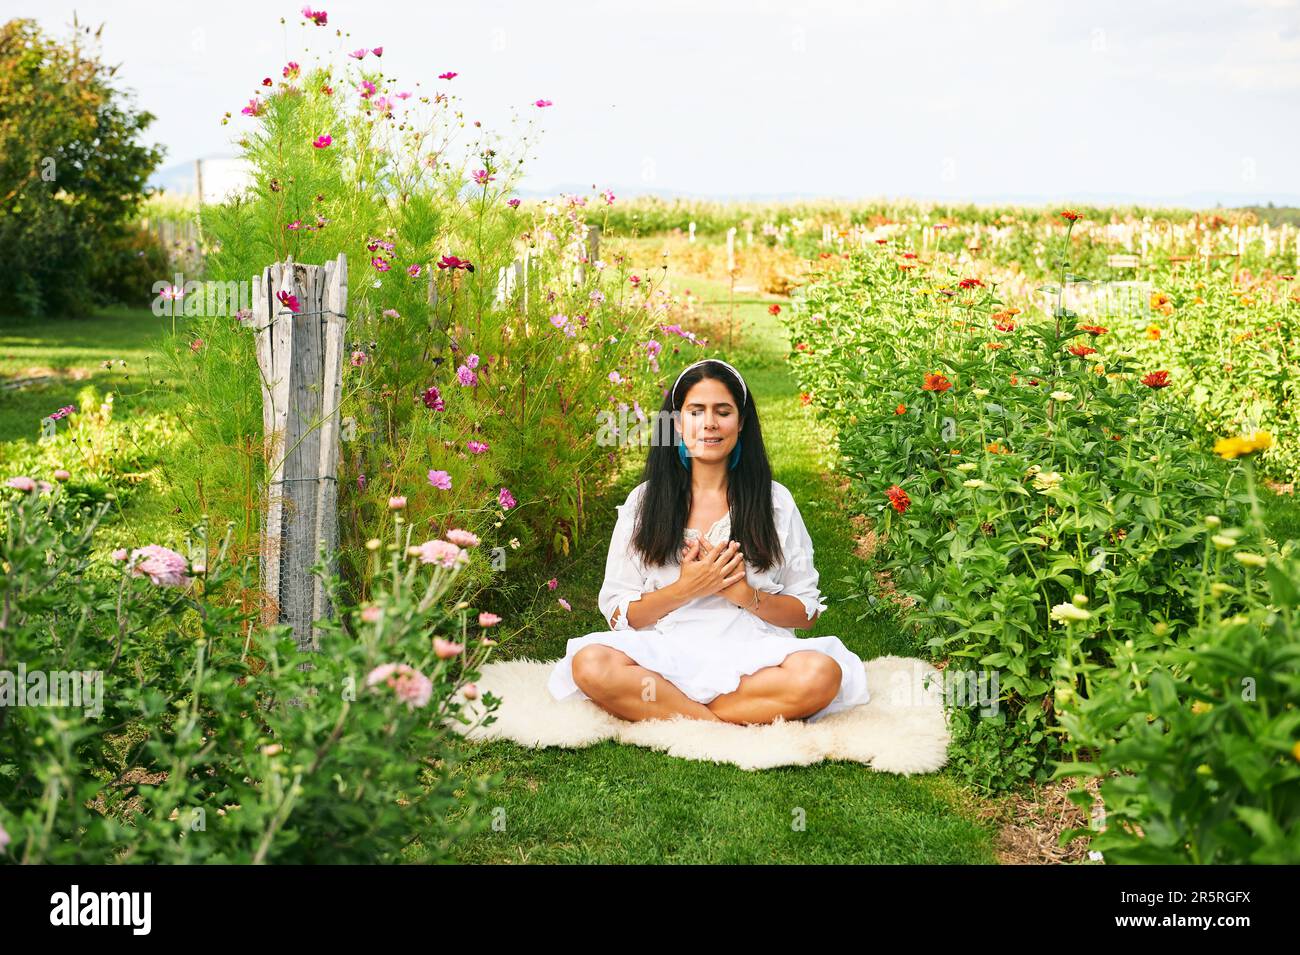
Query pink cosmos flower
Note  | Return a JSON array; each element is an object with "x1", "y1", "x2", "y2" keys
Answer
[
  {"x1": 49, "y1": 405, "x2": 76, "y2": 420},
  {"x1": 284, "y1": 61, "x2": 301, "y2": 79},
  {"x1": 608, "y1": 371, "x2": 623, "y2": 385},
  {"x1": 371, "y1": 256, "x2": 391, "y2": 272},
  {"x1": 358, "y1": 80, "x2": 376, "y2": 98},
  {"x1": 439, "y1": 71, "x2": 458, "y2": 80},
  {"x1": 241, "y1": 98, "x2": 263, "y2": 117},
  {"x1": 415, "y1": 538, "x2": 467, "y2": 568},
  {"x1": 382, "y1": 308, "x2": 400, "y2": 319},
  {"x1": 507, "y1": 198, "x2": 521, "y2": 209},
  {"x1": 349, "y1": 48, "x2": 369, "y2": 59},
  {"x1": 277, "y1": 290, "x2": 301, "y2": 313},
  {"x1": 433, "y1": 637, "x2": 465, "y2": 659},
  {"x1": 111, "y1": 548, "x2": 129, "y2": 562},
  {"x1": 427, "y1": 469, "x2": 452, "y2": 490},
  {"x1": 395, "y1": 91, "x2": 412, "y2": 99},
  {"x1": 421, "y1": 385, "x2": 445, "y2": 411},
  {"x1": 437, "y1": 254, "x2": 474, "y2": 272},
  {"x1": 388, "y1": 495, "x2": 406, "y2": 510},
  {"x1": 534, "y1": 99, "x2": 552, "y2": 107},
  {"x1": 365, "y1": 663, "x2": 433, "y2": 709},
  {"x1": 372, "y1": 95, "x2": 393, "y2": 114},
  {"x1": 602, "y1": 188, "x2": 616, "y2": 205},
  {"x1": 456, "y1": 365, "x2": 478, "y2": 387},
  {"x1": 371, "y1": 46, "x2": 383, "y2": 57},
  {"x1": 301, "y1": 6, "x2": 328, "y2": 26},
  {"x1": 472, "y1": 169, "x2": 494, "y2": 185},
  {"x1": 350, "y1": 351, "x2": 368, "y2": 367},
  {"x1": 447, "y1": 528, "x2": 481, "y2": 548},
  {"x1": 498, "y1": 487, "x2": 516, "y2": 509},
  {"x1": 558, "y1": 597, "x2": 571, "y2": 611},
  {"x1": 286, "y1": 219, "x2": 302, "y2": 231},
  {"x1": 467, "y1": 440, "x2": 489, "y2": 454},
  {"x1": 407, "y1": 263, "x2": 422, "y2": 277},
  {"x1": 478, "y1": 611, "x2": 501, "y2": 627},
  {"x1": 313, "y1": 134, "x2": 332, "y2": 149},
  {"x1": 547, "y1": 578, "x2": 558, "y2": 590},
  {"x1": 466, "y1": 353, "x2": 480, "y2": 369}
]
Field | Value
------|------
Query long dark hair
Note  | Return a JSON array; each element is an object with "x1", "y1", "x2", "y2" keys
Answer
[{"x1": 628, "y1": 360, "x2": 783, "y2": 572}]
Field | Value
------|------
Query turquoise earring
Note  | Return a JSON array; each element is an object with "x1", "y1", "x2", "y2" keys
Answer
[
  {"x1": 678, "y1": 439, "x2": 690, "y2": 469},
  {"x1": 728, "y1": 438, "x2": 742, "y2": 470}
]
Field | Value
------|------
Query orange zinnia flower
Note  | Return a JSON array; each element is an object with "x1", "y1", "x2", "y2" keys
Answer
[
  {"x1": 1079, "y1": 324, "x2": 1108, "y2": 336},
  {"x1": 886, "y1": 484, "x2": 911, "y2": 514},
  {"x1": 985, "y1": 442, "x2": 1007, "y2": 454},
  {"x1": 1060, "y1": 209, "x2": 1082, "y2": 222},
  {"x1": 1068, "y1": 343, "x2": 1097, "y2": 357},
  {"x1": 1141, "y1": 370, "x2": 1171, "y2": 389},
  {"x1": 986, "y1": 342, "x2": 1005, "y2": 350},
  {"x1": 895, "y1": 403, "x2": 907, "y2": 415},
  {"x1": 922, "y1": 372, "x2": 953, "y2": 392}
]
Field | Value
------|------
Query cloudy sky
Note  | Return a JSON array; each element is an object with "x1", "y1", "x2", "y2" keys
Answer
[{"x1": 8, "y1": 0, "x2": 1299, "y2": 204}]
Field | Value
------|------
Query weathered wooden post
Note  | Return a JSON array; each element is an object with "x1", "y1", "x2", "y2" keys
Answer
[{"x1": 245, "y1": 253, "x2": 348, "y2": 655}]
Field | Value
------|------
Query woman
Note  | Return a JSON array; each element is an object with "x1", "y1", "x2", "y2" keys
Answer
[{"x1": 546, "y1": 358, "x2": 872, "y2": 725}]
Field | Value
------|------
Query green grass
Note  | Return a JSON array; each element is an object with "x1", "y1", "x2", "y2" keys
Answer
[
  {"x1": 0, "y1": 307, "x2": 187, "y2": 443},
  {"x1": 441, "y1": 269, "x2": 1003, "y2": 863}
]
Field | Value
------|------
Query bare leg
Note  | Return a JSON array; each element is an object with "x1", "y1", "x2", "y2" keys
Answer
[
  {"x1": 706, "y1": 651, "x2": 842, "y2": 725},
  {"x1": 571, "y1": 645, "x2": 724, "y2": 722}
]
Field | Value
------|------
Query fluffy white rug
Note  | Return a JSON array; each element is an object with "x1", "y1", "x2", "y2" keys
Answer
[{"x1": 443, "y1": 655, "x2": 951, "y2": 773}]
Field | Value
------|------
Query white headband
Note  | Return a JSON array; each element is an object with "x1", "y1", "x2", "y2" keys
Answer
[{"x1": 671, "y1": 358, "x2": 748, "y2": 410}]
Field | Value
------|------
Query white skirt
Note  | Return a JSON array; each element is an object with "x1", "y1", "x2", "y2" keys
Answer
[{"x1": 546, "y1": 604, "x2": 871, "y2": 723}]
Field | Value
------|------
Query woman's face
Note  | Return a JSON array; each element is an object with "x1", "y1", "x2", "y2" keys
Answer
[{"x1": 675, "y1": 376, "x2": 742, "y2": 464}]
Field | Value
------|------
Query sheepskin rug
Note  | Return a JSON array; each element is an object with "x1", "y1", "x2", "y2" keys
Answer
[{"x1": 443, "y1": 655, "x2": 951, "y2": 773}]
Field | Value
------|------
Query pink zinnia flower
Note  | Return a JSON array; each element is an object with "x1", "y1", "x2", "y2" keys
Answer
[
  {"x1": 434, "y1": 636, "x2": 465, "y2": 659},
  {"x1": 365, "y1": 663, "x2": 433, "y2": 709},
  {"x1": 447, "y1": 528, "x2": 481, "y2": 548},
  {"x1": 388, "y1": 495, "x2": 406, "y2": 510},
  {"x1": 439, "y1": 71, "x2": 458, "y2": 80},
  {"x1": 126, "y1": 544, "x2": 192, "y2": 588},
  {"x1": 53, "y1": 468, "x2": 70, "y2": 481},
  {"x1": 462, "y1": 683, "x2": 479, "y2": 700},
  {"x1": 415, "y1": 538, "x2": 467, "y2": 568},
  {"x1": 498, "y1": 487, "x2": 516, "y2": 509},
  {"x1": 6, "y1": 476, "x2": 36, "y2": 493},
  {"x1": 312, "y1": 134, "x2": 332, "y2": 149},
  {"x1": 478, "y1": 611, "x2": 501, "y2": 627},
  {"x1": 427, "y1": 469, "x2": 452, "y2": 490}
]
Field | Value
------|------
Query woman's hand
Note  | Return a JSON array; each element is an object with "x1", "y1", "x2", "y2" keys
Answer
[
  {"x1": 675, "y1": 535, "x2": 746, "y2": 599},
  {"x1": 685, "y1": 537, "x2": 754, "y2": 607}
]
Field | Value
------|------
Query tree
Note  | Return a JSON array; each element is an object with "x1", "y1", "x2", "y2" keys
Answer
[{"x1": 0, "y1": 16, "x2": 164, "y2": 318}]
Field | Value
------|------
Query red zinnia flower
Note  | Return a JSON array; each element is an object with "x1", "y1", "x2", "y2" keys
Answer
[
  {"x1": 958, "y1": 277, "x2": 984, "y2": 289},
  {"x1": 768, "y1": 304, "x2": 781, "y2": 315},
  {"x1": 886, "y1": 484, "x2": 911, "y2": 514},
  {"x1": 1141, "y1": 370, "x2": 1171, "y2": 388},
  {"x1": 1060, "y1": 209, "x2": 1081, "y2": 222},
  {"x1": 922, "y1": 372, "x2": 953, "y2": 392},
  {"x1": 1068, "y1": 343, "x2": 1097, "y2": 357},
  {"x1": 1079, "y1": 324, "x2": 1108, "y2": 336}
]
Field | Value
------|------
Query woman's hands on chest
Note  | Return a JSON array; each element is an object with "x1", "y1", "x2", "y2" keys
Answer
[{"x1": 680, "y1": 536, "x2": 753, "y2": 605}]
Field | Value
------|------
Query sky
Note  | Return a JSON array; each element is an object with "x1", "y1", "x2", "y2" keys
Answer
[{"x1": 7, "y1": 0, "x2": 1300, "y2": 205}]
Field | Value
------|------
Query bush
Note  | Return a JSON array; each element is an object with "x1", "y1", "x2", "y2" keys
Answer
[{"x1": 0, "y1": 473, "x2": 502, "y2": 863}]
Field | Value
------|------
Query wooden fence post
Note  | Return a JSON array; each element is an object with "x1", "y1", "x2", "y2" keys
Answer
[{"x1": 246, "y1": 253, "x2": 348, "y2": 656}]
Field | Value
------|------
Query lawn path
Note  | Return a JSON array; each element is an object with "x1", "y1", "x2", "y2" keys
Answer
[{"x1": 440, "y1": 268, "x2": 1003, "y2": 863}]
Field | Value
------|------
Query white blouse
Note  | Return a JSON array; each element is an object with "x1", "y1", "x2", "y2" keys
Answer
[{"x1": 596, "y1": 480, "x2": 829, "y2": 636}]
